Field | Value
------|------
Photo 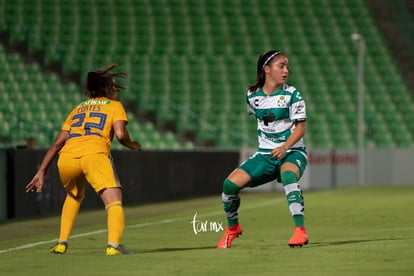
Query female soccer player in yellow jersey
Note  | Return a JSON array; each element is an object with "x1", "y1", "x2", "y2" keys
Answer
[
  {"x1": 25, "y1": 64, "x2": 141, "y2": 255},
  {"x1": 217, "y1": 50, "x2": 309, "y2": 249}
]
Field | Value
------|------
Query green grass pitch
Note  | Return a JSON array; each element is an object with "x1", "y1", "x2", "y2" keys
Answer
[{"x1": 0, "y1": 186, "x2": 413, "y2": 275}]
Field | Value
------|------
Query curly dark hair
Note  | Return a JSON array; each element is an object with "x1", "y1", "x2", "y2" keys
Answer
[{"x1": 85, "y1": 64, "x2": 126, "y2": 98}]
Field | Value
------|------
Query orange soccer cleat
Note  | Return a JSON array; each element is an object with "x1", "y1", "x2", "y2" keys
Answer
[
  {"x1": 217, "y1": 223, "x2": 243, "y2": 249},
  {"x1": 288, "y1": 227, "x2": 309, "y2": 247}
]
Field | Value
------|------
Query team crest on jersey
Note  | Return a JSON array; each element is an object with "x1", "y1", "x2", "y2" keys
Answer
[{"x1": 277, "y1": 95, "x2": 287, "y2": 107}]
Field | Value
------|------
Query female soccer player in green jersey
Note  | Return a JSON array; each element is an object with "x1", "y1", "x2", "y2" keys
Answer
[
  {"x1": 25, "y1": 64, "x2": 141, "y2": 255},
  {"x1": 217, "y1": 50, "x2": 309, "y2": 248}
]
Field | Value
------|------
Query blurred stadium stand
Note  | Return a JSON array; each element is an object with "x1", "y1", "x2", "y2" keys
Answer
[{"x1": 0, "y1": 0, "x2": 413, "y2": 149}]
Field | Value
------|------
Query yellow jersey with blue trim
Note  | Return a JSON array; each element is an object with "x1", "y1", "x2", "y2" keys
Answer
[{"x1": 59, "y1": 97, "x2": 128, "y2": 157}]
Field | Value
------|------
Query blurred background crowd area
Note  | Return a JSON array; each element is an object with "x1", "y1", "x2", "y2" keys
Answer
[{"x1": 0, "y1": 0, "x2": 413, "y2": 150}]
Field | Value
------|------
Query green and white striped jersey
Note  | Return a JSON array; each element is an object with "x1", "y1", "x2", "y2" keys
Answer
[{"x1": 246, "y1": 83, "x2": 306, "y2": 152}]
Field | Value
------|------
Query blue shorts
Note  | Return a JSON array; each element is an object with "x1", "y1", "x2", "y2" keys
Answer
[{"x1": 238, "y1": 148, "x2": 307, "y2": 187}]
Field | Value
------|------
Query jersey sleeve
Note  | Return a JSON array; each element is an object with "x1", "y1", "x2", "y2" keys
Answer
[
  {"x1": 61, "y1": 108, "x2": 76, "y2": 131},
  {"x1": 112, "y1": 101, "x2": 128, "y2": 122},
  {"x1": 290, "y1": 90, "x2": 306, "y2": 122},
  {"x1": 246, "y1": 91, "x2": 255, "y2": 115}
]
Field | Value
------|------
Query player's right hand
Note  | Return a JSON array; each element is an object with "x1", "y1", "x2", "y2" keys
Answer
[{"x1": 25, "y1": 173, "x2": 45, "y2": 193}]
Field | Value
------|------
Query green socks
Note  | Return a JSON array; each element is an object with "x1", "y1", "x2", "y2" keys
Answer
[
  {"x1": 281, "y1": 171, "x2": 305, "y2": 227},
  {"x1": 221, "y1": 172, "x2": 305, "y2": 228},
  {"x1": 222, "y1": 179, "x2": 241, "y2": 227}
]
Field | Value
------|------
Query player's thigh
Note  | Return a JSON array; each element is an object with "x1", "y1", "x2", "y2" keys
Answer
[
  {"x1": 57, "y1": 154, "x2": 86, "y2": 199},
  {"x1": 281, "y1": 151, "x2": 307, "y2": 179},
  {"x1": 238, "y1": 153, "x2": 278, "y2": 187},
  {"x1": 80, "y1": 153, "x2": 120, "y2": 193},
  {"x1": 227, "y1": 168, "x2": 251, "y2": 188}
]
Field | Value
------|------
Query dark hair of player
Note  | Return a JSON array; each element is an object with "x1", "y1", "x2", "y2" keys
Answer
[
  {"x1": 85, "y1": 64, "x2": 126, "y2": 98},
  {"x1": 248, "y1": 50, "x2": 284, "y2": 93}
]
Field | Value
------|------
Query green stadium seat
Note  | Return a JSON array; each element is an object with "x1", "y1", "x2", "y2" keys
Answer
[{"x1": 1, "y1": 0, "x2": 413, "y2": 149}]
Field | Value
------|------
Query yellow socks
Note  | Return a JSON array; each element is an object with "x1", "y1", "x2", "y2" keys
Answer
[
  {"x1": 58, "y1": 195, "x2": 81, "y2": 242},
  {"x1": 106, "y1": 201, "x2": 125, "y2": 246},
  {"x1": 57, "y1": 198, "x2": 125, "y2": 246}
]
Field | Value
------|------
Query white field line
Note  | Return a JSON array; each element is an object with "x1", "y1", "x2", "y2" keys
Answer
[{"x1": 0, "y1": 198, "x2": 282, "y2": 254}]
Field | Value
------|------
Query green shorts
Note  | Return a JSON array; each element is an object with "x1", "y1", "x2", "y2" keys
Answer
[{"x1": 238, "y1": 148, "x2": 307, "y2": 187}]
